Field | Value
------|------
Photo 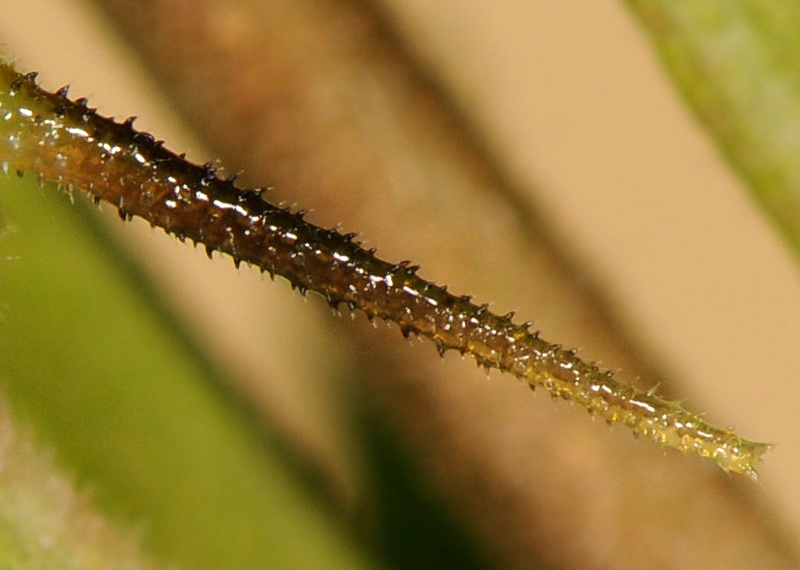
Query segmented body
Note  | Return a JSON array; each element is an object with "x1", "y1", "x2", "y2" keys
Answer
[{"x1": 0, "y1": 62, "x2": 770, "y2": 478}]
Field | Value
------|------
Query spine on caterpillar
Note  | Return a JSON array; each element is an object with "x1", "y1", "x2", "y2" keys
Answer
[{"x1": 0, "y1": 61, "x2": 770, "y2": 479}]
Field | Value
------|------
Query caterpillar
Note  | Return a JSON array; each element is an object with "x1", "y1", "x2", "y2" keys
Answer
[{"x1": 0, "y1": 61, "x2": 771, "y2": 479}]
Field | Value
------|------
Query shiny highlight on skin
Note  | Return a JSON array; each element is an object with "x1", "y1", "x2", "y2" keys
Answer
[{"x1": 0, "y1": 62, "x2": 770, "y2": 479}]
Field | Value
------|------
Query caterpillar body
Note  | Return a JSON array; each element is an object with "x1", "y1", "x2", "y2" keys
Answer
[{"x1": 0, "y1": 62, "x2": 770, "y2": 479}]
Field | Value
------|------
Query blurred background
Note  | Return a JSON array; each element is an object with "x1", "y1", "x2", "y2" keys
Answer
[{"x1": 1, "y1": 0, "x2": 798, "y2": 568}]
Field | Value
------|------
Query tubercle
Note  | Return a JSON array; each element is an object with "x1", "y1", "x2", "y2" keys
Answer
[{"x1": 0, "y1": 61, "x2": 771, "y2": 479}]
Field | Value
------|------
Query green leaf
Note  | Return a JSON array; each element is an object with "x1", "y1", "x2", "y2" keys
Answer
[
  {"x1": 626, "y1": 1, "x2": 800, "y2": 257},
  {"x1": 0, "y1": 175, "x2": 375, "y2": 570},
  {"x1": 0, "y1": 402, "x2": 162, "y2": 570}
]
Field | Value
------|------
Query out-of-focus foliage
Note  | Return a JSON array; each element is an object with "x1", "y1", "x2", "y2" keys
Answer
[
  {"x1": 0, "y1": 176, "x2": 375, "y2": 570},
  {"x1": 627, "y1": 1, "x2": 800, "y2": 259}
]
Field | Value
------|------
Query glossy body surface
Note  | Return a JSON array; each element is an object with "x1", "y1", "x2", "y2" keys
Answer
[{"x1": 0, "y1": 61, "x2": 770, "y2": 478}]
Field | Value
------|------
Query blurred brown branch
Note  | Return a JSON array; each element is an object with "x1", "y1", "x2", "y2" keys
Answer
[{"x1": 90, "y1": 0, "x2": 799, "y2": 567}]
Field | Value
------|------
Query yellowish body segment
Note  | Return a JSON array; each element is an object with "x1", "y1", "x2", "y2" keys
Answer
[{"x1": 0, "y1": 61, "x2": 770, "y2": 479}]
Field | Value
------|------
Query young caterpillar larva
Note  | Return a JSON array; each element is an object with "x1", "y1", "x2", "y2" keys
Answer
[{"x1": 0, "y1": 61, "x2": 771, "y2": 479}]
